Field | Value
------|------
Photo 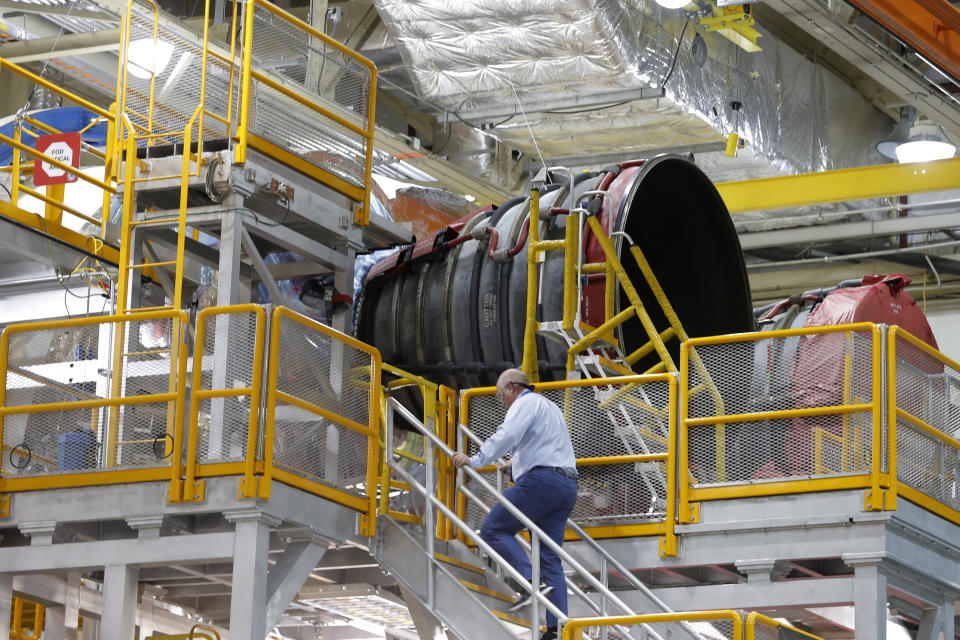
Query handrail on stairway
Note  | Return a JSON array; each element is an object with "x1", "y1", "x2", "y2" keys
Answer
[
  {"x1": 456, "y1": 421, "x2": 704, "y2": 640},
  {"x1": 384, "y1": 397, "x2": 705, "y2": 640}
]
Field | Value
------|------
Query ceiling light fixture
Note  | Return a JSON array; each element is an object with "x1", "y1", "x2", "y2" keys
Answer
[
  {"x1": 895, "y1": 122, "x2": 956, "y2": 164},
  {"x1": 127, "y1": 38, "x2": 174, "y2": 79},
  {"x1": 654, "y1": 0, "x2": 690, "y2": 8},
  {"x1": 876, "y1": 106, "x2": 915, "y2": 161}
]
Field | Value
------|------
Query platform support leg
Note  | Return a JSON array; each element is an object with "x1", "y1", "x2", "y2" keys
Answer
[
  {"x1": 228, "y1": 512, "x2": 276, "y2": 640},
  {"x1": 845, "y1": 553, "x2": 886, "y2": 640},
  {"x1": 101, "y1": 565, "x2": 139, "y2": 640}
]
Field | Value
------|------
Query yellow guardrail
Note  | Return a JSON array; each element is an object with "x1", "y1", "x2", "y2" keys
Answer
[
  {"x1": 263, "y1": 306, "x2": 382, "y2": 535},
  {"x1": 459, "y1": 374, "x2": 679, "y2": 554},
  {"x1": 378, "y1": 363, "x2": 441, "y2": 527},
  {"x1": 679, "y1": 323, "x2": 884, "y2": 518},
  {"x1": 236, "y1": 0, "x2": 377, "y2": 225},
  {"x1": 183, "y1": 305, "x2": 267, "y2": 502},
  {"x1": 888, "y1": 325, "x2": 960, "y2": 525},
  {"x1": 0, "y1": 58, "x2": 118, "y2": 242},
  {"x1": 561, "y1": 610, "x2": 825, "y2": 640},
  {"x1": 0, "y1": 309, "x2": 188, "y2": 495},
  {"x1": 745, "y1": 612, "x2": 824, "y2": 640}
]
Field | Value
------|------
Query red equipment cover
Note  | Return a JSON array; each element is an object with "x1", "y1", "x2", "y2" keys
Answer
[{"x1": 785, "y1": 274, "x2": 937, "y2": 476}]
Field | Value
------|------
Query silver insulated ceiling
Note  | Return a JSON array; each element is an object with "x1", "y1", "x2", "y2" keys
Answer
[{"x1": 371, "y1": 0, "x2": 893, "y2": 183}]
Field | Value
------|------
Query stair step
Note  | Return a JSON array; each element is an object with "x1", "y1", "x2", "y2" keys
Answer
[
  {"x1": 459, "y1": 579, "x2": 515, "y2": 604},
  {"x1": 490, "y1": 609, "x2": 535, "y2": 628},
  {"x1": 537, "y1": 321, "x2": 618, "y2": 351},
  {"x1": 435, "y1": 552, "x2": 485, "y2": 576}
]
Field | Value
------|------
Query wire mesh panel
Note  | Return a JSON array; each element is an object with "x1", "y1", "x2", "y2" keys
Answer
[
  {"x1": 566, "y1": 614, "x2": 739, "y2": 640},
  {"x1": 192, "y1": 309, "x2": 262, "y2": 463},
  {"x1": 269, "y1": 309, "x2": 377, "y2": 501},
  {"x1": 892, "y1": 330, "x2": 960, "y2": 513},
  {"x1": 1, "y1": 312, "x2": 187, "y2": 479},
  {"x1": 460, "y1": 378, "x2": 673, "y2": 530},
  {"x1": 244, "y1": 1, "x2": 374, "y2": 187},
  {"x1": 124, "y1": 8, "x2": 235, "y2": 146},
  {"x1": 683, "y1": 326, "x2": 877, "y2": 487}
]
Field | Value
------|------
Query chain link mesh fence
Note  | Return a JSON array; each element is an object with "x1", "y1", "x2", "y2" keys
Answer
[
  {"x1": 460, "y1": 379, "x2": 673, "y2": 530},
  {"x1": 893, "y1": 332, "x2": 960, "y2": 511},
  {"x1": 2, "y1": 315, "x2": 184, "y2": 477},
  {"x1": 193, "y1": 310, "x2": 261, "y2": 463},
  {"x1": 270, "y1": 312, "x2": 375, "y2": 498},
  {"x1": 246, "y1": 2, "x2": 372, "y2": 187},
  {"x1": 684, "y1": 328, "x2": 875, "y2": 486}
]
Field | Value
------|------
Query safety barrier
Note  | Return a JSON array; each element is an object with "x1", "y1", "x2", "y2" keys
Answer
[
  {"x1": 0, "y1": 305, "x2": 381, "y2": 532},
  {"x1": 184, "y1": 305, "x2": 268, "y2": 500},
  {"x1": 888, "y1": 326, "x2": 960, "y2": 524},
  {"x1": 378, "y1": 364, "x2": 443, "y2": 527},
  {"x1": 237, "y1": 0, "x2": 377, "y2": 224},
  {"x1": 5, "y1": 313, "x2": 960, "y2": 540},
  {"x1": 0, "y1": 310, "x2": 188, "y2": 492},
  {"x1": 561, "y1": 610, "x2": 823, "y2": 640},
  {"x1": 679, "y1": 323, "x2": 882, "y2": 518},
  {"x1": 459, "y1": 375, "x2": 678, "y2": 550},
  {"x1": 0, "y1": 58, "x2": 118, "y2": 245},
  {"x1": 263, "y1": 306, "x2": 381, "y2": 534}
]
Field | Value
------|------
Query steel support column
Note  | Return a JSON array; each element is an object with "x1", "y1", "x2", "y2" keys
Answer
[
  {"x1": 227, "y1": 511, "x2": 277, "y2": 640},
  {"x1": 844, "y1": 553, "x2": 887, "y2": 640},
  {"x1": 0, "y1": 573, "x2": 12, "y2": 640},
  {"x1": 209, "y1": 211, "x2": 244, "y2": 458},
  {"x1": 916, "y1": 607, "x2": 941, "y2": 640},
  {"x1": 101, "y1": 565, "x2": 139, "y2": 640}
]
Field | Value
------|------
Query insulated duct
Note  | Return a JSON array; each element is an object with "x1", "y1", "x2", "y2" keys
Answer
[
  {"x1": 355, "y1": 155, "x2": 753, "y2": 389},
  {"x1": 371, "y1": 0, "x2": 892, "y2": 188}
]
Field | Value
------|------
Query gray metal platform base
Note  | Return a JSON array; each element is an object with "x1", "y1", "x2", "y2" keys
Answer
[{"x1": 565, "y1": 489, "x2": 960, "y2": 640}]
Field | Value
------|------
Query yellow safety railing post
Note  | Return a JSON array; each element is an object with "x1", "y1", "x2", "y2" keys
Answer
[
  {"x1": 886, "y1": 326, "x2": 898, "y2": 510},
  {"x1": 659, "y1": 373, "x2": 679, "y2": 556},
  {"x1": 678, "y1": 342, "x2": 694, "y2": 522},
  {"x1": 259, "y1": 307, "x2": 283, "y2": 500},
  {"x1": 867, "y1": 324, "x2": 885, "y2": 510},
  {"x1": 522, "y1": 188, "x2": 541, "y2": 381},
  {"x1": 244, "y1": 306, "x2": 268, "y2": 497},
  {"x1": 11, "y1": 124, "x2": 21, "y2": 203},
  {"x1": 562, "y1": 208, "x2": 578, "y2": 331},
  {"x1": 361, "y1": 350, "x2": 384, "y2": 536},
  {"x1": 184, "y1": 309, "x2": 207, "y2": 502},
  {"x1": 356, "y1": 62, "x2": 377, "y2": 226},
  {"x1": 235, "y1": 0, "x2": 257, "y2": 165},
  {"x1": 165, "y1": 311, "x2": 190, "y2": 502}
]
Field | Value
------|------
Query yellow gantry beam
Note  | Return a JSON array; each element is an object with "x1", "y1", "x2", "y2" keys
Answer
[{"x1": 717, "y1": 156, "x2": 960, "y2": 213}]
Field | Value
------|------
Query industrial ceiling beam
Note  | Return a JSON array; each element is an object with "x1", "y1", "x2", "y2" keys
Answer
[
  {"x1": 0, "y1": 28, "x2": 121, "y2": 63},
  {"x1": 716, "y1": 156, "x2": 960, "y2": 214},
  {"x1": 739, "y1": 210, "x2": 960, "y2": 250},
  {"x1": 846, "y1": 0, "x2": 960, "y2": 84}
]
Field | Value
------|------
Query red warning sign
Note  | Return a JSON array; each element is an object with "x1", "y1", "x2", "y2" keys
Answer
[{"x1": 34, "y1": 132, "x2": 81, "y2": 187}]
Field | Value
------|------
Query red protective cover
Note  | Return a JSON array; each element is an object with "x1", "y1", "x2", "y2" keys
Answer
[{"x1": 785, "y1": 274, "x2": 937, "y2": 475}]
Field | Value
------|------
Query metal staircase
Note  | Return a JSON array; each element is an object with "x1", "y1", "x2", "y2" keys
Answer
[{"x1": 376, "y1": 396, "x2": 705, "y2": 640}]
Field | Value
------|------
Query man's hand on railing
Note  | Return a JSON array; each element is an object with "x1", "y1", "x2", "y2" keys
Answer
[{"x1": 452, "y1": 452, "x2": 470, "y2": 468}]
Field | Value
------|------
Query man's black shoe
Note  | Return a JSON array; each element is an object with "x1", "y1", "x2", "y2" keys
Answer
[
  {"x1": 508, "y1": 582, "x2": 553, "y2": 612},
  {"x1": 540, "y1": 630, "x2": 557, "y2": 640}
]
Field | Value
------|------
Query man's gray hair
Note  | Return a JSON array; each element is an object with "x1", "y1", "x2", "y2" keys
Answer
[{"x1": 498, "y1": 368, "x2": 530, "y2": 387}]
